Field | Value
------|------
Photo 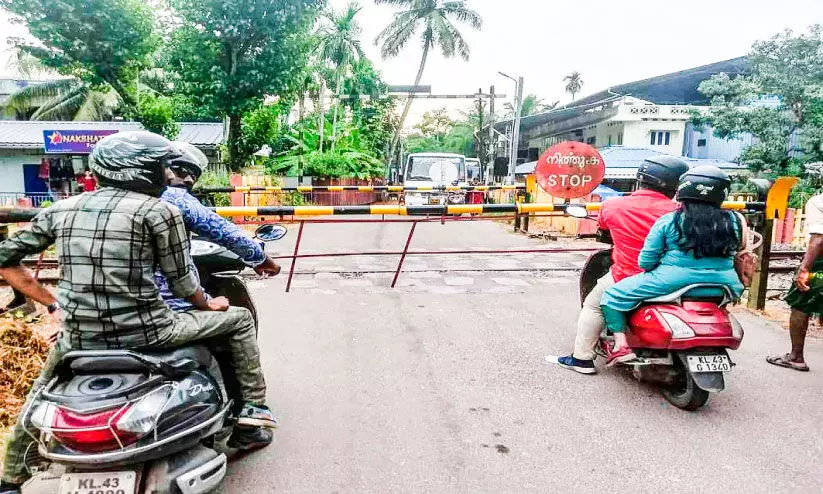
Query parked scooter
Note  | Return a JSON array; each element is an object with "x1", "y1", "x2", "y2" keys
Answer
[
  {"x1": 570, "y1": 205, "x2": 744, "y2": 411},
  {"x1": 20, "y1": 224, "x2": 287, "y2": 494}
]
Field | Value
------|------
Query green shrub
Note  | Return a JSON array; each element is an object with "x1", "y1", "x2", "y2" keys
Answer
[{"x1": 196, "y1": 170, "x2": 232, "y2": 207}]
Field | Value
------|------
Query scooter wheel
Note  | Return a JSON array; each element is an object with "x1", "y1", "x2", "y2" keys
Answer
[{"x1": 662, "y1": 360, "x2": 710, "y2": 411}]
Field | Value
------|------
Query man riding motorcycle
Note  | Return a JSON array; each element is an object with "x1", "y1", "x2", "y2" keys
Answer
[
  {"x1": 156, "y1": 142, "x2": 281, "y2": 418},
  {"x1": 547, "y1": 155, "x2": 690, "y2": 373},
  {"x1": 0, "y1": 132, "x2": 274, "y2": 494},
  {"x1": 156, "y1": 141, "x2": 281, "y2": 313}
]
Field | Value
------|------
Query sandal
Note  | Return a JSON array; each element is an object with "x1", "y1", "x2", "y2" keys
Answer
[{"x1": 766, "y1": 353, "x2": 809, "y2": 372}]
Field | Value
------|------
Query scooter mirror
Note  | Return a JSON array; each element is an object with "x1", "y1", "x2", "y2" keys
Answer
[
  {"x1": 255, "y1": 224, "x2": 288, "y2": 241},
  {"x1": 565, "y1": 205, "x2": 589, "y2": 219}
]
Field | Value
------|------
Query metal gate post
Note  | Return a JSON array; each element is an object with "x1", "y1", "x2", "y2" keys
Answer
[
  {"x1": 391, "y1": 221, "x2": 418, "y2": 288},
  {"x1": 747, "y1": 215, "x2": 773, "y2": 310},
  {"x1": 285, "y1": 220, "x2": 305, "y2": 293}
]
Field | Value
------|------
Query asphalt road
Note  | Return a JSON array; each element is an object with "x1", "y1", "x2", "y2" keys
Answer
[{"x1": 226, "y1": 219, "x2": 823, "y2": 493}]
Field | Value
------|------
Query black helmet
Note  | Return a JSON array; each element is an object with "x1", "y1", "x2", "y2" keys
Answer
[
  {"x1": 90, "y1": 131, "x2": 181, "y2": 196},
  {"x1": 169, "y1": 141, "x2": 208, "y2": 181},
  {"x1": 676, "y1": 165, "x2": 731, "y2": 206},
  {"x1": 637, "y1": 155, "x2": 690, "y2": 195}
]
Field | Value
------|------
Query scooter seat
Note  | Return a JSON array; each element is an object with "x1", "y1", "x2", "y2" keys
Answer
[
  {"x1": 68, "y1": 345, "x2": 213, "y2": 377},
  {"x1": 645, "y1": 283, "x2": 735, "y2": 306}
]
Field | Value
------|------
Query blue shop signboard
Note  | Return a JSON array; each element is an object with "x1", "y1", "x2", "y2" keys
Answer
[{"x1": 43, "y1": 129, "x2": 118, "y2": 154}]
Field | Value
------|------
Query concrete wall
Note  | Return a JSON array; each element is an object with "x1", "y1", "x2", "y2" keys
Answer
[{"x1": 0, "y1": 153, "x2": 37, "y2": 193}]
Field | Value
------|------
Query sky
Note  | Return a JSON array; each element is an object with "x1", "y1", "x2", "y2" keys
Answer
[{"x1": 1, "y1": 0, "x2": 822, "y2": 126}]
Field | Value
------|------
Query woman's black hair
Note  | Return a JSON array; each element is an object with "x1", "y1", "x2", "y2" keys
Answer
[{"x1": 674, "y1": 200, "x2": 741, "y2": 258}]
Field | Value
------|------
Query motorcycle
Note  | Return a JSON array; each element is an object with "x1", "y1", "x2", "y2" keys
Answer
[
  {"x1": 570, "y1": 205, "x2": 744, "y2": 411},
  {"x1": 20, "y1": 223, "x2": 287, "y2": 494}
]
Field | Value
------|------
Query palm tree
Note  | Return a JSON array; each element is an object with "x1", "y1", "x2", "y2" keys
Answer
[
  {"x1": 4, "y1": 78, "x2": 120, "y2": 121},
  {"x1": 504, "y1": 94, "x2": 558, "y2": 118},
  {"x1": 564, "y1": 71, "x2": 584, "y2": 101},
  {"x1": 317, "y1": 2, "x2": 365, "y2": 151},
  {"x1": 375, "y1": 0, "x2": 482, "y2": 163},
  {"x1": 5, "y1": 49, "x2": 51, "y2": 79}
]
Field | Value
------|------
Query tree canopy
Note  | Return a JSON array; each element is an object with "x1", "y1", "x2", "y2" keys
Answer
[
  {"x1": 694, "y1": 25, "x2": 823, "y2": 174},
  {"x1": 166, "y1": 0, "x2": 323, "y2": 168},
  {"x1": 1, "y1": 0, "x2": 159, "y2": 111}
]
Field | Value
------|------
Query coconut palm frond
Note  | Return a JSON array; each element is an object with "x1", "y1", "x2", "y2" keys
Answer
[
  {"x1": 4, "y1": 78, "x2": 81, "y2": 114},
  {"x1": 74, "y1": 89, "x2": 120, "y2": 121},
  {"x1": 32, "y1": 87, "x2": 90, "y2": 121},
  {"x1": 4, "y1": 48, "x2": 57, "y2": 79},
  {"x1": 431, "y1": 14, "x2": 469, "y2": 60},
  {"x1": 376, "y1": 13, "x2": 420, "y2": 59},
  {"x1": 442, "y1": 2, "x2": 483, "y2": 30}
]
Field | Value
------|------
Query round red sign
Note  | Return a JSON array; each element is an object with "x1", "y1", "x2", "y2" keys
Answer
[{"x1": 534, "y1": 141, "x2": 605, "y2": 199}]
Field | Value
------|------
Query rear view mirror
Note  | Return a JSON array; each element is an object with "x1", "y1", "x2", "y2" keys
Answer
[
  {"x1": 565, "y1": 205, "x2": 589, "y2": 219},
  {"x1": 255, "y1": 224, "x2": 287, "y2": 241}
]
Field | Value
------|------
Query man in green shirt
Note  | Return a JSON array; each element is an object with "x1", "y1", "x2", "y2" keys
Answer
[{"x1": 0, "y1": 132, "x2": 275, "y2": 493}]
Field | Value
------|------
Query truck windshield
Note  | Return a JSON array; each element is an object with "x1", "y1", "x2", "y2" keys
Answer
[
  {"x1": 405, "y1": 156, "x2": 466, "y2": 181},
  {"x1": 467, "y1": 163, "x2": 480, "y2": 180}
]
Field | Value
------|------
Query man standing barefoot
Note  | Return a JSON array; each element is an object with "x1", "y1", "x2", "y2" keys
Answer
[{"x1": 767, "y1": 193, "x2": 823, "y2": 371}]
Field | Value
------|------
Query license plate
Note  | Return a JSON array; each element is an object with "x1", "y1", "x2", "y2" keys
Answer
[
  {"x1": 429, "y1": 198, "x2": 440, "y2": 204},
  {"x1": 60, "y1": 471, "x2": 136, "y2": 494},
  {"x1": 687, "y1": 355, "x2": 731, "y2": 373}
]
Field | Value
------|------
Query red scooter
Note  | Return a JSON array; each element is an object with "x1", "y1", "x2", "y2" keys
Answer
[{"x1": 579, "y1": 246, "x2": 744, "y2": 411}]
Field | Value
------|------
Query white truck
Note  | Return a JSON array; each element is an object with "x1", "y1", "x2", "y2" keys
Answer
[{"x1": 402, "y1": 152, "x2": 467, "y2": 206}]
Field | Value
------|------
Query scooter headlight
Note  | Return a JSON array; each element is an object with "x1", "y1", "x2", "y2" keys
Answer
[
  {"x1": 729, "y1": 314, "x2": 744, "y2": 340},
  {"x1": 191, "y1": 240, "x2": 222, "y2": 256},
  {"x1": 661, "y1": 313, "x2": 696, "y2": 339}
]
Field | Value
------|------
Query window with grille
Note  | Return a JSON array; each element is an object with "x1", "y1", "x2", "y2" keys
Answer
[{"x1": 650, "y1": 131, "x2": 671, "y2": 146}]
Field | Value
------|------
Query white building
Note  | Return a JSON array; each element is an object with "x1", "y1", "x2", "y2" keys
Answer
[
  {"x1": 489, "y1": 57, "x2": 751, "y2": 177},
  {"x1": 526, "y1": 96, "x2": 692, "y2": 157}
]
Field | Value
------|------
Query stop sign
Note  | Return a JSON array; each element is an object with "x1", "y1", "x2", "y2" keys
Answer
[{"x1": 535, "y1": 141, "x2": 605, "y2": 199}]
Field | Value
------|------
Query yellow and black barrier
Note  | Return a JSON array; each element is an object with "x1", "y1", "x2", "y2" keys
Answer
[
  {"x1": 196, "y1": 184, "x2": 525, "y2": 193},
  {"x1": 0, "y1": 201, "x2": 765, "y2": 223}
]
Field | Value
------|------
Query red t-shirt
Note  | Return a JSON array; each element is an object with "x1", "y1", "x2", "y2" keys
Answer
[
  {"x1": 598, "y1": 189, "x2": 678, "y2": 282},
  {"x1": 80, "y1": 175, "x2": 97, "y2": 192}
]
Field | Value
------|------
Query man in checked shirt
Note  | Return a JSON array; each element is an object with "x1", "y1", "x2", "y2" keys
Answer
[{"x1": 0, "y1": 132, "x2": 275, "y2": 494}]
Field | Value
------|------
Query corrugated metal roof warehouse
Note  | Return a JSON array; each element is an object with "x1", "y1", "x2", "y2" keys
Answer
[{"x1": 0, "y1": 121, "x2": 225, "y2": 200}]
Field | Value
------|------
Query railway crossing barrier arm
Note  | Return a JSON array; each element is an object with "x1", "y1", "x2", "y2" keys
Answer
[
  {"x1": 195, "y1": 185, "x2": 526, "y2": 193},
  {"x1": 0, "y1": 201, "x2": 767, "y2": 224},
  {"x1": 0, "y1": 199, "x2": 790, "y2": 294}
]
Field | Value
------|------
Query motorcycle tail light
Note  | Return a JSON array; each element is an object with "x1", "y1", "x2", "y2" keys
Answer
[
  {"x1": 116, "y1": 386, "x2": 173, "y2": 434},
  {"x1": 50, "y1": 405, "x2": 141, "y2": 453},
  {"x1": 29, "y1": 402, "x2": 57, "y2": 430},
  {"x1": 661, "y1": 313, "x2": 696, "y2": 339},
  {"x1": 729, "y1": 314, "x2": 745, "y2": 340}
]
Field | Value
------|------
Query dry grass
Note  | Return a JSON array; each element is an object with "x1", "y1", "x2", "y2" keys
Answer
[{"x1": 0, "y1": 313, "x2": 52, "y2": 429}]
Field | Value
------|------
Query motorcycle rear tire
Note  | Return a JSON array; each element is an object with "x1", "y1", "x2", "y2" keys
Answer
[{"x1": 661, "y1": 365, "x2": 710, "y2": 411}]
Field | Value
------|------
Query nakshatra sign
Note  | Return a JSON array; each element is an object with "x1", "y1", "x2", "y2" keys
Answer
[
  {"x1": 534, "y1": 141, "x2": 605, "y2": 199},
  {"x1": 43, "y1": 130, "x2": 119, "y2": 154}
]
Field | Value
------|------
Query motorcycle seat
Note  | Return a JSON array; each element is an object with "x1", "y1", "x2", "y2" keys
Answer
[
  {"x1": 645, "y1": 283, "x2": 735, "y2": 306},
  {"x1": 67, "y1": 345, "x2": 213, "y2": 378}
]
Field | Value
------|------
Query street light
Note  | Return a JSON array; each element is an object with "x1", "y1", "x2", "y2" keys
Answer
[{"x1": 498, "y1": 72, "x2": 524, "y2": 185}]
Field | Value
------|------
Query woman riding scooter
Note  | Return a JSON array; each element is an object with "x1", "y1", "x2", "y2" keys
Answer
[{"x1": 600, "y1": 166, "x2": 746, "y2": 363}]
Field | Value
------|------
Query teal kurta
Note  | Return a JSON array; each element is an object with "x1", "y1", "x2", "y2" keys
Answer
[{"x1": 600, "y1": 210, "x2": 744, "y2": 332}]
